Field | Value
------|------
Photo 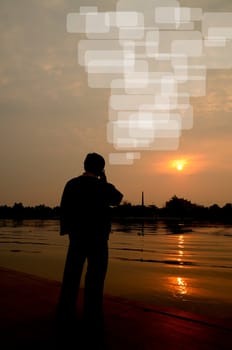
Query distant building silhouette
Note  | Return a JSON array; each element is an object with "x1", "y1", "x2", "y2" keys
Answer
[{"x1": 141, "y1": 192, "x2": 144, "y2": 207}]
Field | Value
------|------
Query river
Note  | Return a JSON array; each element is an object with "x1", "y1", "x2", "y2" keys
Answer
[{"x1": 0, "y1": 219, "x2": 231, "y2": 321}]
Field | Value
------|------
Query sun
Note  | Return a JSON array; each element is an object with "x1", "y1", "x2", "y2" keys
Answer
[
  {"x1": 172, "y1": 159, "x2": 188, "y2": 172},
  {"x1": 176, "y1": 163, "x2": 184, "y2": 171},
  {"x1": 155, "y1": 155, "x2": 205, "y2": 175}
]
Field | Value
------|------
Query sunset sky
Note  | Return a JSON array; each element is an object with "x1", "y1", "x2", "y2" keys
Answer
[{"x1": 0, "y1": 0, "x2": 232, "y2": 208}]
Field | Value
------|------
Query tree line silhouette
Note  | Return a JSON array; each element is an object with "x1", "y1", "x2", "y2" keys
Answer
[{"x1": 0, "y1": 196, "x2": 231, "y2": 223}]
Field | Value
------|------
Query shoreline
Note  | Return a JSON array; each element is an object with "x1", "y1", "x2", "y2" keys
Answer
[{"x1": 1, "y1": 266, "x2": 231, "y2": 349}]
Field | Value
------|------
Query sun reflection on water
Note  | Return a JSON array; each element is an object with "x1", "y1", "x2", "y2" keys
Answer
[
  {"x1": 178, "y1": 234, "x2": 184, "y2": 265},
  {"x1": 166, "y1": 234, "x2": 191, "y2": 300},
  {"x1": 166, "y1": 276, "x2": 189, "y2": 300},
  {"x1": 176, "y1": 277, "x2": 188, "y2": 296},
  {"x1": 176, "y1": 235, "x2": 188, "y2": 297}
]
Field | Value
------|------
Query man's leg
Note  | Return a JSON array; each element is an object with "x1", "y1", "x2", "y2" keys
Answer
[
  {"x1": 57, "y1": 234, "x2": 86, "y2": 320},
  {"x1": 83, "y1": 239, "x2": 108, "y2": 328}
]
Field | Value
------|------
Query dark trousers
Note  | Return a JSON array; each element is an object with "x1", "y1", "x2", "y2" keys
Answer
[{"x1": 57, "y1": 232, "x2": 108, "y2": 326}]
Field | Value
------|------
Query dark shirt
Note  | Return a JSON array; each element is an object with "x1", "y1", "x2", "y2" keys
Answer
[{"x1": 60, "y1": 175, "x2": 123, "y2": 239}]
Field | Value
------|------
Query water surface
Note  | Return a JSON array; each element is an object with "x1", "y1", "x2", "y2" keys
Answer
[{"x1": 0, "y1": 219, "x2": 231, "y2": 320}]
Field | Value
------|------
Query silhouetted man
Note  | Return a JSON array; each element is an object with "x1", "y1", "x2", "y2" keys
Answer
[{"x1": 56, "y1": 153, "x2": 123, "y2": 342}]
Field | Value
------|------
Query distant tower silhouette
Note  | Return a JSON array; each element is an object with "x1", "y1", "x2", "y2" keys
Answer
[{"x1": 141, "y1": 191, "x2": 144, "y2": 207}]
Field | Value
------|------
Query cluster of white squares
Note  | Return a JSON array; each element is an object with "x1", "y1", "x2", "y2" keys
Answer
[{"x1": 67, "y1": 0, "x2": 232, "y2": 164}]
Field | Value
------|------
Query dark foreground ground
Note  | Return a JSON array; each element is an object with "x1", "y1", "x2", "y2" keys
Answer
[{"x1": 0, "y1": 266, "x2": 231, "y2": 349}]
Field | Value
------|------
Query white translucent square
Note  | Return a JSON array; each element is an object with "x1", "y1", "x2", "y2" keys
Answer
[
  {"x1": 119, "y1": 27, "x2": 144, "y2": 40},
  {"x1": 188, "y1": 65, "x2": 206, "y2": 78},
  {"x1": 190, "y1": 8, "x2": 203, "y2": 21},
  {"x1": 78, "y1": 40, "x2": 123, "y2": 66},
  {"x1": 115, "y1": 12, "x2": 140, "y2": 27},
  {"x1": 116, "y1": 138, "x2": 151, "y2": 149},
  {"x1": 85, "y1": 50, "x2": 131, "y2": 66},
  {"x1": 161, "y1": 76, "x2": 177, "y2": 95},
  {"x1": 107, "y1": 120, "x2": 129, "y2": 143},
  {"x1": 155, "y1": 7, "x2": 179, "y2": 24},
  {"x1": 202, "y1": 13, "x2": 232, "y2": 38},
  {"x1": 109, "y1": 153, "x2": 133, "y2": 165},
  {"x1": 155, "y1": 95, "x2": 177, "y2": 110},
  {"x1": 67, "y1": 13, "x2": 85, "y2": 33},
  {"x1": 173, "y1": 67, "x2": 188, "y2": 82},
  {"x1": 159, "y1": 30, "x2": 202, "y2": 56},
  {"x1": 110, "y1": 79, "x2": 126, "y2": 90},
  {"x1": 85, "y1": 50, "x2": 134, "y2": 74},
  {"x1": 109, "y1": 153, "x2": 140, "y2": 165},
  {"x1": 86, "y1": 13, "x2": 109, "y2": 33},
  {"x1": 171, "y1": 56, "x2": 188, "y2": 82},
  {"x1": 203, "y1": 44, "x2": 232, "y2": 69},
  {"x1": 108, "y1": 119, "x2": 155, "y2": 150},
  {"x1": 124, "y1": 70, "x2": 149, "y2": 89},
  {"x1": 114, "y1": 131, "x2": 152, "y2": 148},
  {"x1": 124, "y1": 78, "x2": 149, "y2": 89},
  {"x1": 178, "y1": 8, "x2": 191, "y2": 22},
  {"x1": 171, "y1": 40, "x2": 203, "y2": 57},
  {"x1": 88, "y1": 73, "x2": 120, "y2": 88},
  {"x1": 175, "y1": 64, "x2": 206, "y2": 85},
  {"x1": 167, "y1": 93, "x2": 190, "y2": 108},
  {"x1": 126, "y1": 152, "x2": 141, "y2": 160},
  {"x1": 153, "y1": 120, "x2": 180, "y2": 138},
  {"x1": 129, "y1": 123, "x2": 155, "y2": 139},
  {"x1": 146, "y1": 30, "x2": 159, "y2": 57},
  {"x1": 204, "y1": 38, "x2": 226, "y2": 47},
  {"x1": 115, "y1": 124, "x2": 131, "y2": 143},
  {"x1": 110, "y1": 94, "x2": 156, "y2": 111},
  {"x1": 137, "y1": 111, "x2": 172, "y2": 121},
  {"x1": 208, "y1": 27, "x2": 232, "y2": 40},
  {"x1": 178, "y1": 78, "x2": 206, "y2": 97},
  {"x1": 129, "y1": 113, "x2": 155, "y2": 139}
]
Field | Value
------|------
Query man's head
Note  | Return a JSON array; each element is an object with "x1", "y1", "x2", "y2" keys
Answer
[{"x1": 84, "y1": 153, "x2": 105, "y2": 176}]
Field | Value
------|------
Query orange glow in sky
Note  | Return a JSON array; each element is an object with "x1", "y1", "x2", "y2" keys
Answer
[{"x1": 152, "y1": 154, "x2": 210, "y2": 176}]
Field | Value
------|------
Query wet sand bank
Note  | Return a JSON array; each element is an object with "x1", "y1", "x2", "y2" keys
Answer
[{"x1": 0, "y1": 266, "x2": 231, "y2": 349}]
